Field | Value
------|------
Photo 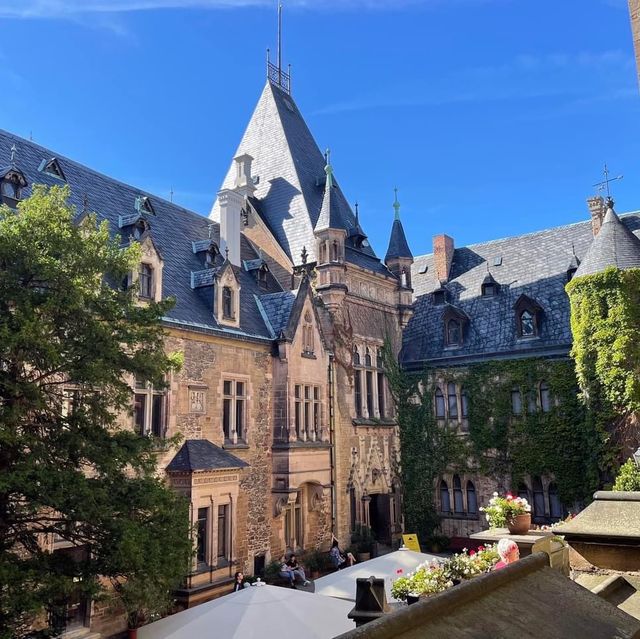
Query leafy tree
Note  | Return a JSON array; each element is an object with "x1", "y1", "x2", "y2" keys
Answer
[
  {"x1": 612, "y1": 458, "x2": 640, "y2": 491},
  {"x1": 0, "y1": 186, "x2": 192, "y2": 638}
]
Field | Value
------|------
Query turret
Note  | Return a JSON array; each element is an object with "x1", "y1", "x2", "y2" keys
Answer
[
  {"x1": 314, "y1": 150, "x2": 347, "y2": 310},
  {"x1": 384, "y1": 189, "x2": 414, "y2": 327}
]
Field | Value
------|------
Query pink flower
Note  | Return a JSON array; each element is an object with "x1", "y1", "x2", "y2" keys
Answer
[
  {"x1": 478, "y1": 546, "x2": 485, "y2": 552},
  {"x1": 396, "y1": 569, "x2": 403, "y2": 574},
  {"x1": 469, "y1": 550, "x2": 476, "y2": 557},
  {"x1": 506, "y1": 494, "x2": 513, "y2": 500}
]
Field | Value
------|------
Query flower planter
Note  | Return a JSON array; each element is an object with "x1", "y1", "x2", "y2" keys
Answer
[
  {"x1": 406, "y1": 594, "x2": 420, "y2": 606},
  {"x1": 507, "y1": 513, "x2": 531, "y2": 535},
  {"x1": 357, "y1": 552, "x2": 371, "y2": 562}
]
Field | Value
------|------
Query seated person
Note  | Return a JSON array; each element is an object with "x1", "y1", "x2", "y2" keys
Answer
[
  {"x1": 494, "y1": 538, "x2": 520, "y2": 570},
  {"x1": 329, "y1": 537, "x2": 356, "y2": 571},
  {"x1": 279, "y1": 556, "x2": 296, "y2": 587},
  {"x1": 232, "y1": 570, "x2": 247, "y2": 592},
  {"x1": 286, "y1": 554, "x2": 310, "y2": 586}
]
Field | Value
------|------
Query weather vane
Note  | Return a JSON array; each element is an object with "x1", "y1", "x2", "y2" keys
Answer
[{"x1": 593, "y1": 163, "x2": 623, "y2": 199}]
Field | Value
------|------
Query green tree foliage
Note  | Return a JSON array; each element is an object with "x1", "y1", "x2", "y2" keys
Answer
[
  {"x1": 567, "y1": 268, "x2": 640, "y2": 414},
  {"x1": 382, "y1": 343, "x2": 462, "y2": 541},
  {"x1": 0, "y1": 186, "x2": 192, "y2": 638},
  {"x1": 612, "y1": 458, "x2": 640, "y2": 491}
]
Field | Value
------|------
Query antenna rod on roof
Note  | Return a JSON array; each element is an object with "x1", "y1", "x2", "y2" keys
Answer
[{"x1": 277, "y1": 2, "x2": 283, "y2": 85}]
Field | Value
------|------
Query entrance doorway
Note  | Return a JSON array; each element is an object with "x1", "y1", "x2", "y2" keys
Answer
[
  {"x1": 369, "y1": 493, "x2": 391, "y2": 545},
  {"x1": 49, "y1": 546, "x2": 90, "y2": 634}
]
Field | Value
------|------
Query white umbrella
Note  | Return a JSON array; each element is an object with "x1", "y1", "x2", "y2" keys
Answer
[
  {"x1": 138, "y1": 583, "x2": 355, "y2": 639},
  {"x1": 313, "y1": 549, "x2": 439, "y2": 602}
]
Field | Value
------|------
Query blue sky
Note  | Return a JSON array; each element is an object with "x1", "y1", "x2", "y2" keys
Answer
[{"x1": 1, "y1": 0, "x2": 638, "y2": 259}]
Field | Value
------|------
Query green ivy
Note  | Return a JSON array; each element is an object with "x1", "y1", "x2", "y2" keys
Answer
[
  {"x1": 462, "y1": 359, "x2": 606, "y2": 506},
  {"x1": 567, "y1": 267, "x2": 640, "y2": 414}
]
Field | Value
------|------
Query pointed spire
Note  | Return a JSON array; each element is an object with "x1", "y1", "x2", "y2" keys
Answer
[
  {"x1": 393, "y1": 187, "x2": 400, "y2": 221},
  {"x1": 315, "y1": 148, "x2": 342, "y2": 232},
  {"x1": 575, "y1": 197, "x2": 640, "y2": 277},
  {"x1": 385, "y1": 188, "x2": 412, "y2": 263}
]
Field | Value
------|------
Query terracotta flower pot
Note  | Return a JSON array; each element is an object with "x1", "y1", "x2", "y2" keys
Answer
[
  {"x1": 127, "y1": 629, "x2": 138, "y2": 639},
  {"x1": 507, "y1": 513, "x2": 531, "y2": 535}
]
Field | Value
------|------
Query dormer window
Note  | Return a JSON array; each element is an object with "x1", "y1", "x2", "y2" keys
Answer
[
  {"x1": 222, "y1": 286, "x2": 234, "y2": 319},
  {"x1": 1, "y1": 170, "x2": 26, "y2": 207},
  {"x1": 481, "y1": 273, "x2": 499, "y2": 297},
  {"x1": 433, "y1": 288, "x2": 447, "y2": 305},
  {"x1": 135, "y1": 196, "x2": 155, "y2": 215},
  {"x1": 39, "y1": 158, "x2": 66, "y2": 181},
  {"x1": 139, "y1": 263, "x2": 153, "y2": 299},
  {"x1": 442, "y1": 305, "x2": 469, "y2": 348},
  {"x1": 446, "y1": 319, "x2": 462, "y2": 346},
  {"x1": 514, "y1": 294, "x2": 542, "y2": 339}
]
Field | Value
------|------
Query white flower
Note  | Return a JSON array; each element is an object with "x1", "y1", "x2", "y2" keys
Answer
[{"x1": 492, "y1": 491, "x2": 498, "y2": 497}]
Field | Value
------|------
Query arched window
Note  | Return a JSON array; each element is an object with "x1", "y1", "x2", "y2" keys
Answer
[
  {"x1": 440, "y1": 480, "x2": 451, "y2": 513},
  {"x1": 532, "y1": 476, "x2": 545, "y2": 522},
  {"x1": 331, "y1": 240, "x2": 339, "y2": 262},
  {"x1": 466, "y1": 481, "x2": 477, "y2": 514},
  {"x1": 302, "y1": 312, "x2": 314, "y2": 354},
  {"x1": 353, "y1": 347, "x2": 361, "y2": 367},
  {"x1": 461, "y1": 388, "x2": 469, "y2": 418},
  {"x1": 222, "y1": 286, "x2": 234, "y2": 319},
  {"x1": 540, "y1": 382, "x2": 551, "y2": 413},
  {"x1": 446, "y1": 319, "x2": 462, "y2": 347},
  {"x1": 435, "y1": 388, "x2": 446, "y2": 419},
  {"x1": 519, "y1": 310, "x2": 535, "y2": 337},
  {"x1": 453, "y1": 475, "x2": 464, "y2": 513},
  {"x1": 364, "y1": 348, "x2": 372, "y2": 367},
  {"x1": 548, "y1": 483, "x2": 562, "y2": 520},
  {"x1": 511, "y1": 388, "x2": 522, "y2": 415},
  {"x1": 447, "y1": 382, "x2": 458, "y2": 419}
]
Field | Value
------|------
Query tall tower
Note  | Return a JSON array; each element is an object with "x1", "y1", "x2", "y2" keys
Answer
[{"x1": 631, "y1": 0, "x2": 640, "y2": 90}]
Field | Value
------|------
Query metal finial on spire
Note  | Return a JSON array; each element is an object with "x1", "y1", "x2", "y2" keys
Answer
[
  {"x1": 169, "y1": 186, "x2": 174, "y2": 203},
  {"x1": 324, "y1": 148, "x2": 334, "y2": 189},
  {"x1": 393, "y1": 187, "x2": 400, "y2": 220},
  {"x1": 266, "y1": 4, "x2": 291, "y2": 94},
  {"x1": 10, "y1": 144, "x2": 17, "y2": 165},
  {"x1": 301, "y1": 245, "x2": 308, "y2": 265},
  {"x1": 225, "y1": 245, "x2": 229, "y2": 261},
  {"x1": 355, "y1": 201, "x2": 359, "y2": 222},
  {"x1": 593, "y1": 163, "x2": 623, "y2": 199},
  {"x1": 277, "y1": 2, "x2": 283, "y2": 82}
]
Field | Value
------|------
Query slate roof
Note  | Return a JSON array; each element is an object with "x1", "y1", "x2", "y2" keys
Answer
[
  {"x1": 259, "y1": 290, "x2": 297, "y2": 338},
  {"x1": 336, "y1": 553, "x2": 640, "y2": 639},
  {"x1": 403, "y1": 213, "x2": 640, "y2": 369},
  {"x1": 385, "y1": 218, "x2": 413, "y2": 261},
  {"x1": 0, "y1": 129, "x2": 289, "y2": 343},
  {"x1": 165, "y1": 439, "x2": 249, "y2": 472},
  {"x1": 315, "y1": 174, "x2": 343, "y2": 232},
  {"x1": 574, "y1": 204, "x2": 640, "y2": 277},
  {"x1": 210, "y1": 81, "x2": 381, "y2": 269}
]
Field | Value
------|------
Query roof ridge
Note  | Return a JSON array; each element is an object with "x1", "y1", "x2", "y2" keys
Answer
[
  {"x1": 412, "y1": 212, "x2": 640, "y2": 261},
  {"x1": 0, "y1": 128, "x2": 211, "y2": 226}
]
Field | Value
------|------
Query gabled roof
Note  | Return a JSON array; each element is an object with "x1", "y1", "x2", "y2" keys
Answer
[
  {"x1": 574, "y1": 202, "x2": 640, "y2": 278},
  {"x1": 0, "y1": 129, "x2": 285, "y2": 342},
  {"x1": 166, "y1": 439, "x2": 249, "y2": 473},
  {"x1": 210, "y1": 82, "x2": 378, "y2": 268},
  {"x1": 258, "y1": 290, "x2": 297, "y2": 338},
  {"x1": 385, "y1": 218, "x2": 413, "y2": 262},
  {"x1": 403, "y1": 213, "x2": 640, "y2": 368}
]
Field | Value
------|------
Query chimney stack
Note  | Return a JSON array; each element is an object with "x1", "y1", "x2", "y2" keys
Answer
[
  {"x1": 347, "y1": 576, "x2": 389, "y2": 628},
  {"x1": 433, "y1": 234, "x2": 455, "y2": 283},
  {"x1": 587, "y1": 196, "x2": 606, "y2": 237},
  {"x1": 234, "y1": 154, "x2": 256, "y2": 198},
  {"x1": 217, "y1": 189, "x2": 244, "y2": 267}
]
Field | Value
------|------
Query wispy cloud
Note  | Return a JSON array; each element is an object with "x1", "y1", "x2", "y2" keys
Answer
[
  {"x1": 312, "y1": 49, "x2": 635, "y2": 116},
  {"x1": 0, "y1": 0, "x2": 495, "y2": 19}
]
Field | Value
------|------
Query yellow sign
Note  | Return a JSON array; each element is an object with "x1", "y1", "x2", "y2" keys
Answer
[{"x1": 402, "y1": 534, "x2": 421, "y2": 553}]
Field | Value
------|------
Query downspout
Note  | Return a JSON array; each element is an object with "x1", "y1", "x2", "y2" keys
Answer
[
  {"x1": 228, "y1": 491, "x2": 234, "y2": 579},
  {"x1": 328, "y1": 353, "x2": 337, "y2": 535}
]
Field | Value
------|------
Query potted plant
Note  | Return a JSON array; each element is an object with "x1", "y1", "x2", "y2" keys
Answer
[
  {"x1": 264, "y1": 559, "x2": 284, "y2": 584},
  {"x1": 480, "y1": 492, "x2": 531, "y2": 534},
  {"x1": 302, "y1": 550, "x2": 324, "y2": 579},
  {"x1": 351, "y1": 524, "x2": 374, "y2": 562},
  {"x1": 426, "y1": 533, "x2": 450, "y2": 554}
]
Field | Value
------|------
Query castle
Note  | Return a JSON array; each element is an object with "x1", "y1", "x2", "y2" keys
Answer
[{"x1": 2, "y1": 21, "x2": 640, "y2": 638}]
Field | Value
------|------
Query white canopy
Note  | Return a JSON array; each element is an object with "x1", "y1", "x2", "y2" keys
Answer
[
  {"x1": 138, "y1": 583, "x2": 355, "y2": 639},
  {"x1": 313, "y1": 549, "x2": 439, "y2": 602}
]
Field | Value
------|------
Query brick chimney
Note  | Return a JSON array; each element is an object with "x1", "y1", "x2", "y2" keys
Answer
[
  {"x1": 433, "y1": 234, "x2": 454, "y2": 283},
  {"x1": 587, "y1": 196, "x2": 606, "y2": 237}
]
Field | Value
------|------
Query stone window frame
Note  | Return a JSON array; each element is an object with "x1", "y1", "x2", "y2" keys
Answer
[
  {"x1": 293, "y1": 383, "x2": 322, "y2": 442},
  {"x1": 514, "y1": 295, "x2": 543, "y2": 339},
  {"x1": 0, "y1": 169, "x2": 27, "y2": 208},
  {"x1": 133, "y1": 376, "x2": 167, "y2": 438},
  {"x1": 302, "y1": 311, "x2": 315, "y2": 356},
  {"x1": 284, "y1": 490, "x2": 304, "y2": 551},
  {"x1": 438, "y1": 474, "x2": 479, "y2": 519},
  {"x1": 352, "y1": 340, "x2": 389, "y2": 421},
  {"x1": 128, "y1": 235, "x2": 163, "y2": 304},
  {"x1": 515, "y1": 476, "x2": 564, "y2": 524},
  {"x1": 221, "y1": 375, "x2": 249, "y2": 445},
  {"x1": 138, "y1": 262, "x2": 154, "y2": 300},
  {"x1": 191, "y1": 494, "x2": 235, "y2": 572},
  {"x1": 434, "y1": 381, "x2": 465, "y2": 424}
]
